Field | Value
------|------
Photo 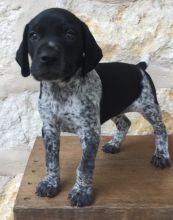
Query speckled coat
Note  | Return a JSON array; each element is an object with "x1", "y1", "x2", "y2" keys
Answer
[
  {"x1": 15, "y1": 8, "x2": 170, "y2": 208},
  {"x1": 36, "y1": 67, "x2": 170, "y2": 207},
  {"x1": 37, "y1": 69, "x2": 102, "y2": 206}
]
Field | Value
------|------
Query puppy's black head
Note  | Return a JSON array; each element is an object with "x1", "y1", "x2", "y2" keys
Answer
[{"x1": 16, "y1": 8, "x2": 102, "y2": 82}]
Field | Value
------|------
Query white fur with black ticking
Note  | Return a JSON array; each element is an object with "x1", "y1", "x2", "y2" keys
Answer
[
  {"x1": 37, "y1": 69, "x2": 102, "y2": 206},
  {"x1": 15, "y1": 8, "x2": 170, "y2": 208}
]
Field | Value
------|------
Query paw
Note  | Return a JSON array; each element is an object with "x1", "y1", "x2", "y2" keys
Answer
[
  {"x1": 151, "y1": 154, "x2": 171, "y2": 168},
  {"x1": 36, "y1": 178, "x2": 59, "y2": 198},
  {"x1": 68, "y1": 186, "x2": 93, "y2": 207},
  {"x1": 102, "y1": 143, "x2": 120, "y2": 154}
]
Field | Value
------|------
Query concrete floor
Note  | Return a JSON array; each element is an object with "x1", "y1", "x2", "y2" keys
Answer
[
  {"x1": 0, "y1": 176, "x2": 12, "y2": 193},
  {"x1": 0, "y1": 148, "x2": 30, "y2": 192}
]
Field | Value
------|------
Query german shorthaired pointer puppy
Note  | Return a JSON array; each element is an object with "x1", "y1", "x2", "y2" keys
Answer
[{"x1": 16, "y1": 8, "x2": 170, "y2": 207}]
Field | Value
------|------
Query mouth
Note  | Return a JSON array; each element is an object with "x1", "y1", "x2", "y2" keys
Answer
[
  {"x1": 31, "y1": 71, "x2": 48, "y2": 81},
  {"x1": 31, "y1": 60, "x2": 77, "y2": 82},
  {"x1": 31, "y1": 69, "x2": 70, "y2": 82}
]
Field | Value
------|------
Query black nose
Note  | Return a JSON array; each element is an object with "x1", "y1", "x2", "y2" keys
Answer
[{"x1": 39, "y1": 50, "x2": 58, "y2": 64}]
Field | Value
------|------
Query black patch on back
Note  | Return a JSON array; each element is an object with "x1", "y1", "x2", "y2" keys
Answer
[{"x1": 95, "y1": 62, "x2": 143, "y2": 124}]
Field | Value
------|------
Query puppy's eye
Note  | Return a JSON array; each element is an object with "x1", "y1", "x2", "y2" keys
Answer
[
  {"x1": 65, "y1": 30, "x2": 76, "y2": 41},
  {"x1": 29, "y1": 32, "x2": 39, "y2": 41}
]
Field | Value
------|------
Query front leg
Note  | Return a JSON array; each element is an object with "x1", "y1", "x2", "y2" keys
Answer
[
  {"x1": 36, "y1": 123, "x2": 60, "y2": 197},
  {"x1": 68, "y1": 126, "x2": 100, "y2": 207}
]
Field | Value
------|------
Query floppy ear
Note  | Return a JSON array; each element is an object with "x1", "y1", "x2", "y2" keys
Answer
[
  {"x1": 82, "y1": 22, "x2": 103, "y2": 75},
  {"x1": 16, "y1": 24, "x2": 30, "y2": 77}
]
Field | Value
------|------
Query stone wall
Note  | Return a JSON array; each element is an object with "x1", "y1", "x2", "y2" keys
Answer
[{"x1": 0, "y1": 0, "x2": 173, "y2": 150}]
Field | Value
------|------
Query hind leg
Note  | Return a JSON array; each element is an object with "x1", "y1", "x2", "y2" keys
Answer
[
  {"x1": 142, "y1": 104, "x2": 170, "y2": 168},
  {"x1": 102, "y1": 115, "x2": 131, "y2": 154}
]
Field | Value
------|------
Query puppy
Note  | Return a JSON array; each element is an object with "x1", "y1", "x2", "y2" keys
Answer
[{"x1": 16, "y1": 8, "x2": 170, "y2": 207}]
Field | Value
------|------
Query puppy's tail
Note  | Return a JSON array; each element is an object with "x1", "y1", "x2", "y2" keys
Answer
[{"x1": 137, "y1": 54, "x2": 150, "y2": 70}]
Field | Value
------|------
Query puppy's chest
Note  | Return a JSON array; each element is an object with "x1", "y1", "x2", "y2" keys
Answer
[
  {"x1": 39, "y1": 90, "x2": 82, "y2": 118},
  {"x1": 39, "y1": 71, "x2": 102, "y2": 133},
  {"x1": 39, "y1": 88, "x2": 91, "y2": 133}
]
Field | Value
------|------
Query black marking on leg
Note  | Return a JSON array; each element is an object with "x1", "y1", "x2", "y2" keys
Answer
[
  {"x1": 36, "y1": 179, "x2": 59, "y2": 198},
  {"x1": 68, "y1": 186, "x2": 93, "y2": 207},
  {"x1": 69, "y1": 128, "x2": 100, "y2": 207},
  {"x1": 102, "y1": 115, "x2": 130, "y2": 154},
  {"x1": 102, "y1": 143, "x2": 121, "y2": 154},
  {"x1": 151, "y1": 154, "x2": 171, "y2": 168}
]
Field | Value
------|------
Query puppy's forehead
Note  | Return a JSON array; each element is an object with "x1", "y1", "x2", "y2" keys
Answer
[{"x1": 29, "y1": 8, "x2": 82, "y2": 31}]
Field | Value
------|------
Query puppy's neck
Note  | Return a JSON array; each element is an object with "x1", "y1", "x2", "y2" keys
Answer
[{"x1": 42, "y1": 68, "x2": 84, "y2": 93}]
